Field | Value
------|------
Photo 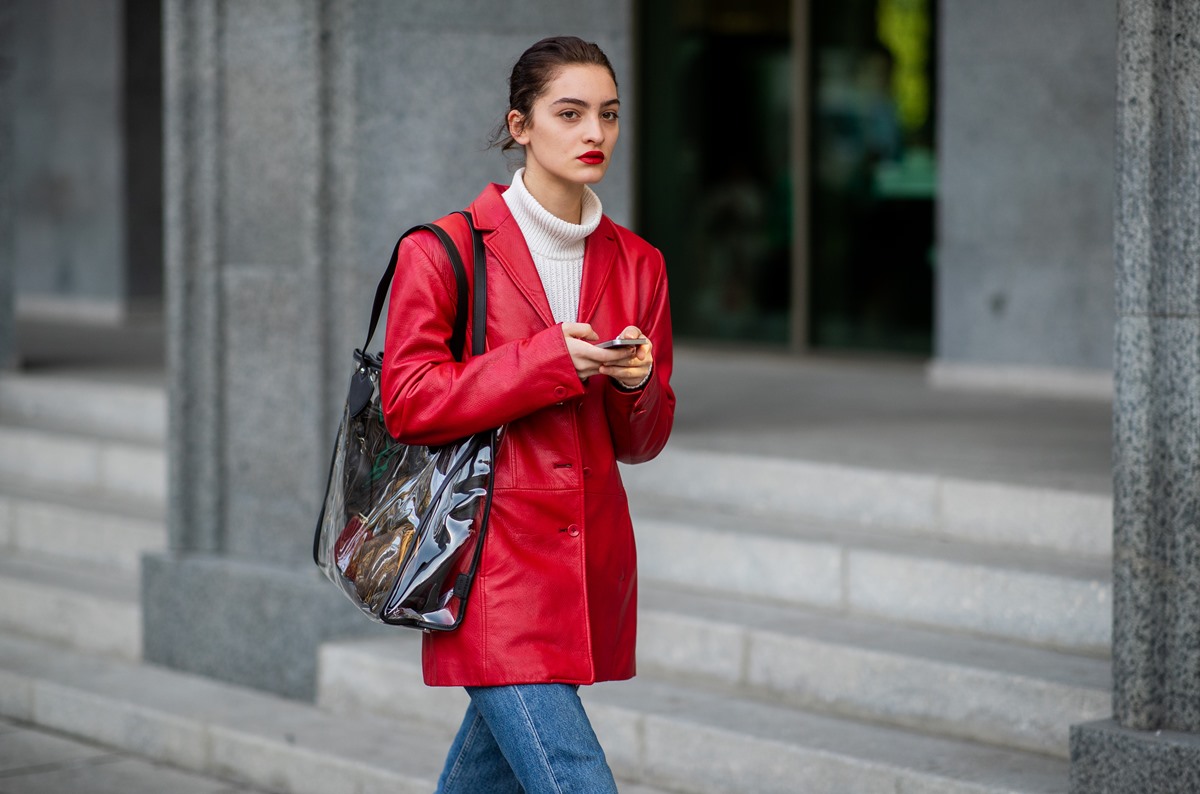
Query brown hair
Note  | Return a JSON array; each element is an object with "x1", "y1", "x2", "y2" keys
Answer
[{"x1": 491, "y1": 36, "x2": 618, "y2": 152}]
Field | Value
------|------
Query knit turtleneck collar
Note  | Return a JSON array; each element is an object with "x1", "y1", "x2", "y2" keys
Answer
[{"x1": 503, "y1": 168, "x2": 602, "y2": 260}]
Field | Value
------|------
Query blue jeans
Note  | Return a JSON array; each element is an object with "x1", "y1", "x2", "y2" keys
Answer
[{"x1": 436, "y1": 683, "x2": 619, "y2": 794}]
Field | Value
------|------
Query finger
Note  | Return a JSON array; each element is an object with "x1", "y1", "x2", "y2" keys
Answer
[
  {"x1": 586, "y1": 340, "x2": 637, "y2": 360},
  {"x1": 563, "y1": 322, "x2": 599, "y2": 341},
  {"x1": 603, "y1": 349, "x2": 652, "y2": 373},
  {"x1": 569, "y1": 339, "x2": 633, "y2": 365},
  {"x1": 619, "y1": 327, "x2": 650, "y2": 358},
  {"x1": 589, "y1": 349, "x2": 636, "y2": 366},
  {"x1": 600, "y1": 363, "x2": 648, "y2": 379}
]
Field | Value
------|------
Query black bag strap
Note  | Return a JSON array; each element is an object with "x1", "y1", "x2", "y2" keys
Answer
[
  {"x1": 362, "y1": 211, "x2": 484, "y2": 362},
  {"x1": 465, "y1": 211, "x2": 487, "y2": 357}
]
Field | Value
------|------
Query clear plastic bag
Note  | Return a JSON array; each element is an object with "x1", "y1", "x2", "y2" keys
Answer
[{"x1": 313, "y1": 352, "x2": 496, "y2": 629}]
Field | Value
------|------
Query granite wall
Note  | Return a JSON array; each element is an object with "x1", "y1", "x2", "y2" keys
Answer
[
  {"x1": 936, "y1": 0, "x2": 1117, "y2": 375},
  {"x1": 1070, "y1": 0, "x2": 1200, "y2": 789},
  {"x1": 144, "y1": 0, "x2": 633, "y2": 700}
]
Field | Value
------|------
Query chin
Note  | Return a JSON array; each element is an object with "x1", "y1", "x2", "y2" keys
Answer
[{"x1": 577, "y1": 166, "x2": 609, "y2": 184}]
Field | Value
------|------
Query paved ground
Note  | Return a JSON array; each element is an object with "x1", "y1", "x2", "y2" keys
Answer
[
  {"x1": 667, "y1": 346, "x2": 1112, "y2": 493},
  {"x1": 13, "y1": 318, "x2": 165, "y2": 384},
  {"x1": 0, "y1": 717, "x2": 275, "y2": 794}
]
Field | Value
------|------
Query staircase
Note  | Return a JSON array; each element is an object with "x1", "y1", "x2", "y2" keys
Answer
[
  {"x1": 317, "y1": 446, "x2": 1111, "y2": 793},
  {"x1": 0, "y1": 373, "x2": 166, "y2": 661},
  {"x1": 0, "y1": 371, "x2": 668, "y2": 794},
  {"x1": 0, "y1": 367, "x2": 1111, "y2": 793}
]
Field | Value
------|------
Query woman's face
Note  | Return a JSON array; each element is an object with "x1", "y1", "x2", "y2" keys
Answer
[{"x1": 509, "y1": 64, "x2": 620, "y2": 192}]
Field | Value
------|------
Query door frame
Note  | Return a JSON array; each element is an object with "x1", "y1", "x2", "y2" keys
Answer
[{"x1": 790, "y1": 0, "x2": 811, "y2": 351}]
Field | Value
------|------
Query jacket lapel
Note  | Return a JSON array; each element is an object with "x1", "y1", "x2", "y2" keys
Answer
[
  {"x1": 469, "y1": 183, "x2": 619, "y2": 328},
  {"x1": 577, "y1": 218, "x2": 618, "y2": 325},
  {"x1": 471, "y1": 184, "x2": 556, "y2": 328},
  {"x1": 488, "y1": 220, "x2": 558, "y2": 328}
]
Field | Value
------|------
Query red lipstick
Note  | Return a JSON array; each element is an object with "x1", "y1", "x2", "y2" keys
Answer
[{"x1": 578, "y1": 151, "x2": 605, "y2": 165}]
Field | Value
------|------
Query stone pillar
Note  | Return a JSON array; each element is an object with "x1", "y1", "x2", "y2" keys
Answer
[
  {"x1": 1070, "y1": 1, "x2": 1200, "y2": 790},
  {"x1": 144, "y1": 0, "x2": 633, "y2": 700},
  {"x1": 0, "y1": 1, "x2": 14, "y2": 369},
  {"x1": 142, "y1": 0, "x2": 374, "y2": 700}
]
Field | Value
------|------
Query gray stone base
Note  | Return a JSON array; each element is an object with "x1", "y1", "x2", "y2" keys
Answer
[
  {"x1": 141, "y1": 552, "x2": 384, "y2": 700},
  {"x1": 1071, "y1": 719, "x2": 1200, "y2": 793}
]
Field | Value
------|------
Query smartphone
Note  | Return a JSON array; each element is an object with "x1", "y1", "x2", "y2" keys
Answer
[{"x1": 595, "y1": 337, "x2": 649, "y2": 349}]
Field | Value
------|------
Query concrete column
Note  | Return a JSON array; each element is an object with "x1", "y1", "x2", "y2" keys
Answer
[
  {"x1": 1070, "y1": 1, "x2": 1200, "y2": 790},
  {"x1": 0, "y1": 1, "x2": 14, "y2": 369},
  {"x1": 143, "y1": 0, "x2": 373, "y2": 700},
  {"x1": 145, "y1": 0, "x2": 633, "y2": 700}
]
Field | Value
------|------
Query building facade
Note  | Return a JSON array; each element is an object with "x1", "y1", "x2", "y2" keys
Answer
[
  {"x1": 4, "y1": 1, "x2": 1197, "y2": 791},
  {"x1": 3, "y1": 0, "x2": 1117, "y2": 382}
]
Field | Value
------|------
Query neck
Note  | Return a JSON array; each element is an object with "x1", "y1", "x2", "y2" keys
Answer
[{"x1": 521, "y1": 166, "x2": 586, "y2": 224}]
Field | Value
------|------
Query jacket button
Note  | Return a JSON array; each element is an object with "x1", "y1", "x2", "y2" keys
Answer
[
  {"x1": 554, "y1": 386, "x2": 567, "y2": 398},
  {"x1": 567, "y1": 524, "x2": 580, "y2": 537},
  {"x1": 582, "y1": 467, "x2": 592, "y2": 479}
]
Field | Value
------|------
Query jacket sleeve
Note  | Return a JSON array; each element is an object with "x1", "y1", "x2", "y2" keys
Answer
[
  {"x1": 603, "y1": 249, "x2": 676, "y2": 464},
  {"x1": 380, "y1": 231, "x2": 585, "y2": 447}
]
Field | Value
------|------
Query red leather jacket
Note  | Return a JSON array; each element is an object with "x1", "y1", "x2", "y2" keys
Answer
[{"x1": 381, "y1": 183, "x2": 675, "y2": 686}]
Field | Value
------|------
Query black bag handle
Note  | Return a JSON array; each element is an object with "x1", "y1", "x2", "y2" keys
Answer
[
  {"x1": 363, "y1": 210, "x2": 484, "y2": 362},
  {"x1": 466, "y1": 211, "x2": 487, "y2": 357}
]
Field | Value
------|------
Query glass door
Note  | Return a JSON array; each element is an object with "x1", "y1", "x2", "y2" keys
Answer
[
  {"x1": 638, "y1": 0, "x2": 794, "y2": 345},
  {"x1": 808, "y1": 0, "x2": 936, "y2": 352},
  {"x1": 637, "y1": 0, "x2": 935, "y2": 353}
]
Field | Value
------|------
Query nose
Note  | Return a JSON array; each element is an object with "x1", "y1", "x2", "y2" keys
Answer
[{"x1": 583, "y1": 114, "x2": 605, "y2": 145}]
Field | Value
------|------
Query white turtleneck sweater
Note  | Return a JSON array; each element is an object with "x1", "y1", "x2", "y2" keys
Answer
[
  {"x1": 503, "y1": 168, "x2": 602, "y2": 324},
  {"x1": 504, "y1": 169, "x2": 652, "y2": 391}
]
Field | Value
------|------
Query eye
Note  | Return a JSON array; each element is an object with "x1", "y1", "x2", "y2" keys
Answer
[
  {"x1": 559, "y1": 110, "x2": 580, "y2": 120},
  {"x1": 602, "y1": 111, "x2": 620, "y2": 122}
]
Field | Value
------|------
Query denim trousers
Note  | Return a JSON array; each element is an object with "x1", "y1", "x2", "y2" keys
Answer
[{"x1": 435, "y1": 683, "x2": 619, "y2": 794}]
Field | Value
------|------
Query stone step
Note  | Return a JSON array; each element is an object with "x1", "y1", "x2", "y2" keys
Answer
[
  {"x1": 0, "y1": 716, "x2": 279, "y2": 794},
  {"x1": 0, "y1": 552, "x2": 141, "y2": 660},
  {"x1": 0, "y1": 424, "x2": 166, "y2": 505},
  {"x1": 0, "y1": 633, "x2": 672, "y2": 794},
  {"x1": 316, "y1": 635, "x2": 1070, "y2": 794},
  {"x1": 632, "y1": 499, "x2": 1111, "y2": 653},
  {"x1": 0, "y1": 477, "x2": 166, "y2": 572},
  {"x1": 625, "y1": 445, "x2": 1112, "y2": 559},
  {"x1": 637, "y1": 584, "x2": 1109, "y2": 758},
  {"x1": 0, "y1": 373, "x2": 166, "y2": 445}
]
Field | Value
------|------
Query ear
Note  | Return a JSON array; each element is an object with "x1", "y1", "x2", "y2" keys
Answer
[{"x1": 507, "y1": 109, "x2": 530, "y2": 146}]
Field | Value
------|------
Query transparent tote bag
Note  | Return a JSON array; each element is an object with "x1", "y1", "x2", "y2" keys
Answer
[{"x1": 313, "y1": 211, "x2": 496, "y2": 630}]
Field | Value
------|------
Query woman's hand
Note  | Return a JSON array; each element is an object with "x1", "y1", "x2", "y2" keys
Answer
[
  {"x1": 599, "y1": 326, "x2": 654, "y2": 389},
  {"x1": 562, "y1": 323, "x2": 642, "y2": 382}
]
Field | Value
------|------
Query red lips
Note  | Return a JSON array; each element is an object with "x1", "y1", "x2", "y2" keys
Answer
[{"x1": 578, "y1": 151, "x2": 605, "y2": 165}]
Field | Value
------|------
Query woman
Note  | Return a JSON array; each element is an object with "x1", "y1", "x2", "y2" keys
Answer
[{"x1": 380, "y1": 36, "x2": 675, "y2": 793}]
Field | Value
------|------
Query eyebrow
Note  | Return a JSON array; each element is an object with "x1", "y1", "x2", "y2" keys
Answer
[{"x1": 550, "y1": 97, "x2": 621, "y2": 108}]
